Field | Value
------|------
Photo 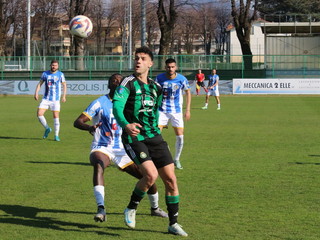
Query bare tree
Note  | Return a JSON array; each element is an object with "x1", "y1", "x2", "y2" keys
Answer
[
  {"x1": 0, "y1": 0, "x2": 18, "y2": 56},
  {"x1": 195, "y1": 4, "x2": 217, "y2": 55},
  {"x1": 89, "y1": 0, "x2": 105, "y2": 55},
  {"x1": 146, "y1": 2, "x2": 160, "y2": 52},
  {"x1": 214, "y1": 7, "x2": 231, "y2": 55},
  {"x1": 103, "y1": 1, "x2": 121, "y2": 55},
  {"x1": 33, "y1": 0, "x2": 60, "y2": 56},
  {"x1": 157, "y1": 0, "x2": 177, "y2": 55},
  {"x1": 231, "y1": 0, "x2": 258, "y2": 70},
  {"x1": 178, "y1": 8, "x2": 198, "y2": 54}
]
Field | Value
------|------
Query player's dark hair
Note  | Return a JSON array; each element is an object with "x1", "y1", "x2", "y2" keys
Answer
[
  {"x1": 165, "y1": 58, "x2": 176, "y2": 65},
  {"x1": 135, "y1": 46, "x2": 154, "y2": 61},
  {"x1": 51, "y1": 60, "x2": 59, "y2": 65}
]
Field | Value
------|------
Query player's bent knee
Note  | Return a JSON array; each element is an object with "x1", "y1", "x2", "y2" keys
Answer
[
  {"x1": 90, "y1": 153, "x2": 110, "y2": 169},
  {"x1": 144, "y1": 172, "x2": 158, "y2": 186}
]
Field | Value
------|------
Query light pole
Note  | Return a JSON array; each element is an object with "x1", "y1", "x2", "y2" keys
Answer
[
  {"x1": 27, "y1": 0, "x2": 31, "y2": 70},
  {"x1": 141, "y1": 0, "x2": 146, "y2": 47},
  {"x1": 128, "y1": 0, "x2": 132, "y2": 69}
]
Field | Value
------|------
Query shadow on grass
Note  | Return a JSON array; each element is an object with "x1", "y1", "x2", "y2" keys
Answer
[
  {"x1": 26, "y1": 161, "x2": 120, "y2": 169},
  {"x1": 0, "y1": 204, "x2": 164, "y2": 235},
  {"x1": 0, "y1": 204, "x2": 118, "y2": 236},
  {"x1": 26, "y1": 161, "x2": 91, "y2": 166},
  {"x1": 288, "y1": 154, "x2": 320, "y2": 165},
  {"x1": 0, "y1": 136, "x2": 41, "y2": 140},
  {"x1": 292, "y1": 162, "x2": 320, "y2": 165}
]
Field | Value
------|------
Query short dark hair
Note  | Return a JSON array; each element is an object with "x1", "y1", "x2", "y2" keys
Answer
[
  {"x1": 51, "y1": 60, "x2": 59, "y2": 65},
  {"x1": 135, "y1": 46, "x2": 153, "y2": 61},
  {"x1": 165, "y1": 58, "x2": 176, "y2": 65}
]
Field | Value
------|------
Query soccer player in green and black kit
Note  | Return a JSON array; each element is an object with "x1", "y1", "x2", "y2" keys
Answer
[{"x1": 113, "y1": 46, "x2": 188, "y2": 237}]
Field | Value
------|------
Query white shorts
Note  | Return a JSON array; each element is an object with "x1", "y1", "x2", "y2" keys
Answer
[
  {"x1": 90, "y1": 145, "x2": 134, "y2": 169},
  {"x1": 38, "y1": 99, "x2": 61, "y2": 111},
  {"x1": 158, "y1": 111, "x2": 184, "y2": 128},
  {"x1": 207, "y1": 87, "x2": 220, "y2": 97}
]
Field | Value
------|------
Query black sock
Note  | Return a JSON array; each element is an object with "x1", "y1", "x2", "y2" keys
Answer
[
  {"x1": 127, "y1": 187, "x2": 146, "y2": 209},
  {"x1": 167, "y1": 202, "x2": 179, "y2": 225}
]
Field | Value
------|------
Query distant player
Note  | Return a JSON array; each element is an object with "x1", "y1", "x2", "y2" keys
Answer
[
  {"x1": 195, "y1": 69, "x2": 208, "y2": 96},
  {"x1": 73, "y1": 74, "x2": 168, "y2": 223},
  {"x1": 202, "y1": 68, "x2": 221, "y2": 110},
  {"x1": 34, "y1": 60, "x2": 67, "y2": 141},
  {"x1": 155, "y1": 58, "x2": 191, "y2": 170}
]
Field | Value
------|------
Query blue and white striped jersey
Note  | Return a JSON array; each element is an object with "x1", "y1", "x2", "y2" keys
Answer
[
  {"x1": 208, "y1": 74, "x2": 219, "y2": 89},
  {"x1": 155, "y1": 73, "x2": 190, "y2": 113},
  {"x1": 82, "y1": 95, "x2": 122, "y2": 150},
  {"x1": 41, "y1": 70, "x2": 66, "y2": 101}
]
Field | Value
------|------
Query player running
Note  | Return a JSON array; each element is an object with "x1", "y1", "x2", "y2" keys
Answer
[
  {"x1": 155, "y1": 58, "x2": 191, "y2": 170},
  {"x1": 73, "y1": 74, "x2": 168, "y2": 223}
]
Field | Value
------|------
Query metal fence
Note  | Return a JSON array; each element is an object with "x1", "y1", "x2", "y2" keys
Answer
[{"x1": 0, "y1": 54, "x2": 319, "y2": 80}]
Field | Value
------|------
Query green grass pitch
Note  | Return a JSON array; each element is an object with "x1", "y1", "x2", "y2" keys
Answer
[{"x1": 0, "y1": 94, "x2": 319, "y2": 240}]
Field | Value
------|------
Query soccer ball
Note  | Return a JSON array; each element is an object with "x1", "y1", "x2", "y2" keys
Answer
[{"x1": 69, "y1": 15, "x2": 93, "y2": 38}]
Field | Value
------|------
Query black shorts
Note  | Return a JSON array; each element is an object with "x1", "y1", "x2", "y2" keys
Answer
[
  {"x1": 124, "y1": 135, "x2": 173, "y2": 169},
  {"x1": 197, "y1": 81, "x2": 205, "y2": 87}
]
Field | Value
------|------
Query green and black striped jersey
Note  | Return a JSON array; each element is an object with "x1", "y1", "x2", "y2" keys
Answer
[{"x1": 113, "y1": 74, "x2": 163, "y2": 143}]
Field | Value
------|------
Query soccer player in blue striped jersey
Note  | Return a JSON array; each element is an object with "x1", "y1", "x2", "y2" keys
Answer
[
  {"x1": 34, "y1": 60, "x2": 67, "y2": 141},
  {"x1": 74, "y1": 74, "x2": 167, "y2": 223},
  {"x1": 202, "y1": 68, "x2": 221, "y2": 110},
  {"x1": 155, "y1": 58, "x2": 191, "y2": 170}
]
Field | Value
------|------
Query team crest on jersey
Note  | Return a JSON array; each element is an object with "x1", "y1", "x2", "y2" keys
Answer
[
  {"x1": 105, "y1": 132, "x2": 111, "y2": 137},
  {"x1": 140, "y1": 94, "x2": 155, "y2": 112},
  {"x1": 117, "y1": 87, "x2": 124, "y2": 94},
  {"x1": 140, "y1": 152, "x2": 147, "y2": 159}
]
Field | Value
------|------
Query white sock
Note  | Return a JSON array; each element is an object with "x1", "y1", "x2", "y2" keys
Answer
[
  {"x1": 217, "y1": 104, "x2": 221, "y2": 108},
  {"x1": 54, "y1": 118, "x2": 60, "y2": 136},
  {"x1": 175, "y1": 135, "x2": 184, "y2": 161},
  {"x1": 38, "y1": 116, "x2": 48, "y2": 129},
  {"x1": 205, "y1": 103, "x2": 208, "y2": 107},
  {"x1": 94, "y1": 185, "x2": 105, "y2": 207},
  {"x1": 148, "y1": 192, "x2": 159, "y2": 209}
]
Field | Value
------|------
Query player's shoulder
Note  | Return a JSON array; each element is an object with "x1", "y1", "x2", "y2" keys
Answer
[
  {"x1": 156, "y1": 72, "x2": 166, "y2": 79},
  {"x1": 176, "y1": 73, "x2": 187, "y2": 80},
  {"x1": 58, "y1": 70, "x2": 65, "y2": 75},
  {"x1": 120, "y1": 74, "x2": 135, "y2": 87},
  {"x1": 147, "y1": 77, "x2": 161, "y2": 88},
  {"x1": 97, "y1": 94, "x2": 109, "y2": 102}
]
